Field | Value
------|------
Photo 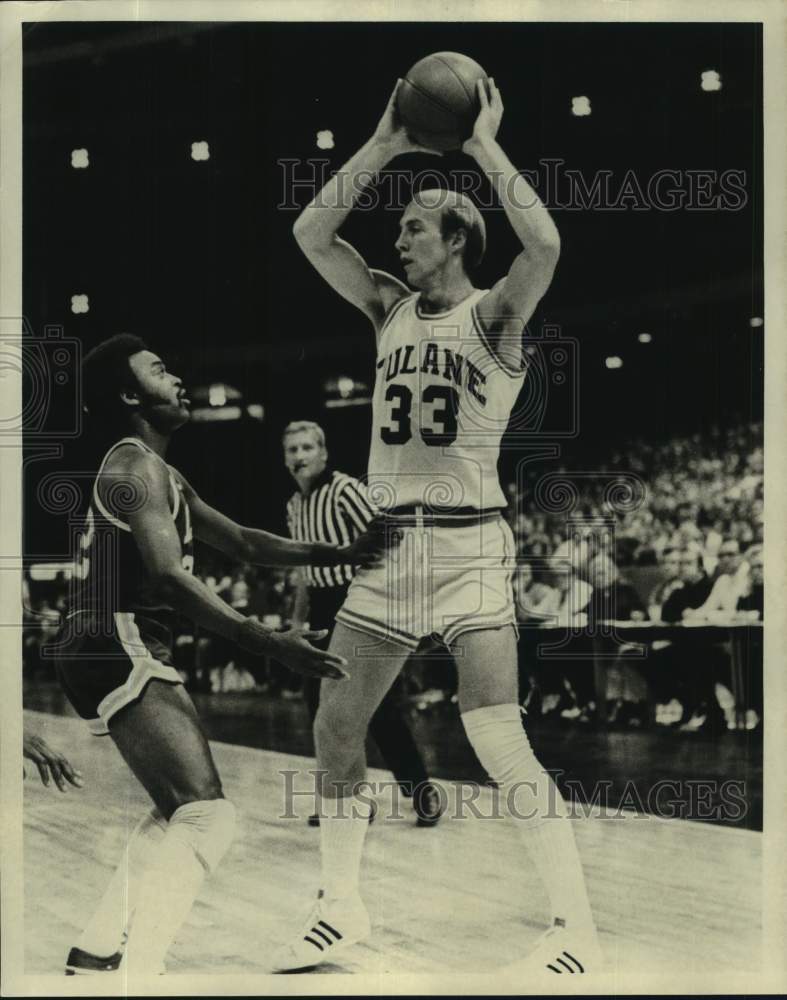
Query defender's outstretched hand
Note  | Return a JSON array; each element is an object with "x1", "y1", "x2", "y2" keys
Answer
[
  {"x1": 270, "y1": 628, "x2": 350, "y2": 680},
  {"x1": 236, "y1": 618, "x2": 348, "y2": 680},
  {"x1": 23, "y1": 731, "x2": 84, "y2": 792},
  {"x1": 339, "y1": 515, "x2": 399, "y2": 570},
  {"x1": 372, "y1": 80, "x2": 443, "y2": 157},
  {"x1": 463, "y1": 77, "x2": 504, "y2": 155}
]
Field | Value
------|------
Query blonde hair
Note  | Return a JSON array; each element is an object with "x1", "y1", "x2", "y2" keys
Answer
[
  {"x1": 411, "y1": 188, "x2": 486, "y2": 271},
  {"x1": 282, "y1": 420, "x2": 326, "y2": 450}
]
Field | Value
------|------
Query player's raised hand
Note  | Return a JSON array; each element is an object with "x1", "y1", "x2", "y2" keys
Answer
[
  {"x1": 270, "y1": 628, "x2": 350, "y2": 680},
  {"x1": 23, "y1": 731, "x2": 84, "y2": 792},
  {"x1": 463, "y1": 77, "x2": 504, "y2": 155},
  {"x1": 372, "y1": 80, "x2": 442, "y2": 158}
]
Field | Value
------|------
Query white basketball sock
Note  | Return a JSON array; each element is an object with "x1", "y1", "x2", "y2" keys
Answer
[
  {"x1": 76, "y1": 807, "x2": 167, "y2": 957},
  {"x1": 320, "y1": 795, "x2": 372, "y2": 901},
  {"x1": 461, "y1": 703, "x2": 595, "y2": 932},
  {"x1": 123, "y1": 798, "x2": 236, "y2": 973}
]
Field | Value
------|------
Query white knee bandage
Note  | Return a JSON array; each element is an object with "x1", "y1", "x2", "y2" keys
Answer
[
  {"x1": 168, "y1": 798, "x2": 236, "y2": 874},
  {"x1": 461, "y1": 703, "x2": 567, "y2": 826}
]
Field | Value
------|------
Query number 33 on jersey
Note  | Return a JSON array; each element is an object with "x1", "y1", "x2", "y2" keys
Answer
[{"x1": 368, "y1": 289, "x2": 525, "y2": 511}]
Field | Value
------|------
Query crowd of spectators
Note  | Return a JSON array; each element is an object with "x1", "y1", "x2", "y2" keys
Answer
[
  {"x1": 22, "y1": 422, "x2": 763, "y2": 735},
  {"x1": 508, "y1": 422, "x2": 763, "y2": 568},
  {"x1": 507, "y1": 422, "x2": 764, "y2": 732}
]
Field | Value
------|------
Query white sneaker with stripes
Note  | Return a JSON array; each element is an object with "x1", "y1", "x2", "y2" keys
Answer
[
  {"x1": 503, "y1": 921, "x2": 603, "y2": 976},
  {"x1": 270, "y1": 890, "x2": 371, "y2": 972}
]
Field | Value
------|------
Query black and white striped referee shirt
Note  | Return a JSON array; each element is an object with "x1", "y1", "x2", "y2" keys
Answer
[{"x1": 286, "y1": 469, "x2": 377, "y2": 588}]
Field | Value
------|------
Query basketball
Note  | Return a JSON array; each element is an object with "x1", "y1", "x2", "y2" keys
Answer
[{"x1": 396, "y1": 52, "x2": 488, "y2": 152}]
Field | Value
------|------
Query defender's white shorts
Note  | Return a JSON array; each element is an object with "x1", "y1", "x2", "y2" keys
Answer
[{"x1": 336, "y1": 508, "x2": 516, "y2": 650}]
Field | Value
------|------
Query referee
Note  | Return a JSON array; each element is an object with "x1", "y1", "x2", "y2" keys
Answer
[{"x1": 283, "y1": 420, "x2": 443, "y2": 827}]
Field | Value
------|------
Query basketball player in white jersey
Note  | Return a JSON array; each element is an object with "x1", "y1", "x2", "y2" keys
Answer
[{"x1": 273, "y1": 79, "x2": 601, "y2": 974}]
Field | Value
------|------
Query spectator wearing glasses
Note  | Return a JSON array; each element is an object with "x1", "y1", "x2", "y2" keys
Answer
[{"x1": 686, "y1": 539, "x2": 749, "y2": 623}]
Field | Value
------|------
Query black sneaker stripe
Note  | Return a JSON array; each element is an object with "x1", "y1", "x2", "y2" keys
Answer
[
  {"x1": 303, "y1": 935, "x2": 325, "y2": 952},
  {"x1": 311, "y1": 927, "x2": 333, "y2": 946},
  {"x1": 317, "y1": 919, "x2": 343, "y2": 941},
  {"x1": 556, "y1": 957, "x2": 575, "y2": 973},
  {"x1": 546, "y1": 964, "x2": 562, "y2": 973},
  {"x1": 563, "y1": 950, "x2": 585, "y2": 973},
  {"x1": 65, "y1": 947, "x2": 122, "y2": 972}
]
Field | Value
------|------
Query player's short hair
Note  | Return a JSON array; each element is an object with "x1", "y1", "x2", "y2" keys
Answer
[
  {"x1": 81, "y1": 333, "x2": 148, "y2": 428},
  {"x1": 282, "y1": 420, "x2": 326, "y2": 450},
  {"x1": 412, "y1": 188, "x2": 486, "y2": 271}
]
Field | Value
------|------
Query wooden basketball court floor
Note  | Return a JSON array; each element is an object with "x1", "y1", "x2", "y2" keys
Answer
[{"x1": 21, "y1": 709, "x2": 762, "y2": 981}]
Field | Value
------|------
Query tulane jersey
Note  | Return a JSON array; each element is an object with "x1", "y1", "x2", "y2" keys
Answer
[
  {"x1": 70, "y1": 436, "x2": 193, "y2": 624},
  {"x1": 367, "y1": 289, "x2": 525, "y2": 511}
]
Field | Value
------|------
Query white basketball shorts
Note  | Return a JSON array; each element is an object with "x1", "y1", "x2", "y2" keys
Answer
[{"x1": 336, "y1": 507, "x2": 516, "y2": 651}]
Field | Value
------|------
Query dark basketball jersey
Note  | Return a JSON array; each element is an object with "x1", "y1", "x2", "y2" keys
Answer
[{"x1": 70, "y1": 436, "x2": 193, "y2": 627}]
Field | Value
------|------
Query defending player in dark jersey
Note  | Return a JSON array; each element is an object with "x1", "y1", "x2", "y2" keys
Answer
[{"x1": 55, "y1": 334, "x2": 383, "y2": 979}]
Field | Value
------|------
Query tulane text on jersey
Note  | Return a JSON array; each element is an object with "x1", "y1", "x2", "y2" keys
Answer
[{"x1": 368, "y1": 291, "x2": 525, "y2": 511}]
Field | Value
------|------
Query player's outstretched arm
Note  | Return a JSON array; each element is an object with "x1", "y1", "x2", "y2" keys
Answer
[
  {"x1": 23, "y1": 730, "x2": 83, "y2": 791},
  {"x1": 177, "y1": 473, "x2": 386, "y2": 570},
  {"x1": 291, "y1": 568, "x2": 310, "y2": 628},
  {"x1": 293, "y1": 81, "x2": 433, "y2": 335},
  {"x1": 466, "y1": 80, "x2": 561, "y2": 368},
  {"x1": 119, "y1": 453, "x2": 347, "y2": 678},
  {"x1": 121, "y1": 451, "x2": 253, "y2": 639}
]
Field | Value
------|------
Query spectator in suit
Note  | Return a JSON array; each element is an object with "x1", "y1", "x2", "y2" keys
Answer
[
  {"x1": 661, "y1": 550, "x2": 714, "y2": 622},
  {"x1": 735, "y1": 548, "x2": 763, "y2": 728},
  {"x1": 586, "y1": 555, "x2": 646, "y2": 625},
  {"x1": 647, "y1": 547, "x2": 682, "y2": 621},
  {"x1": 644, "y1": 547, "x2": 684, "y2": 724},
  {"x1": 661, "y1": 550, "x2": 727, "y2": 732},
  {"x1": 534, "y1": 561, "x2": 594, "y2": 721},
  {"x1": 586, "y1": 555, "x2": 648, "y2": 726},
  {"x1": 514, "y1": 560, "x2": 558, "y2": 719},
  {"x1": 689, "y1": 539, "x2": 756, "y2": 623},
  {"x1": 547, "y1": 562, "x2": 593, "y2": 627},
  {"x1": 736, "y1": 547, "x2": 763, "y2": 619}
]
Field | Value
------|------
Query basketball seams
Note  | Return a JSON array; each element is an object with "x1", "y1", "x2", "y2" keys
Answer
[
  {"x1": 432, "y1": 53, "x2": 477, "y2": 110},
  {"x1": 400, "y1": 54, "x2": 485, "y2": 148},
  {"x1": 402, "y1": 77, "x2": 462, "y2": 123}
]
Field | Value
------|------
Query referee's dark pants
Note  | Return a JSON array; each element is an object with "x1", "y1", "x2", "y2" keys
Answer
[{"x1": 304, "y1": 584, "x2": 430, "y2": 792}]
